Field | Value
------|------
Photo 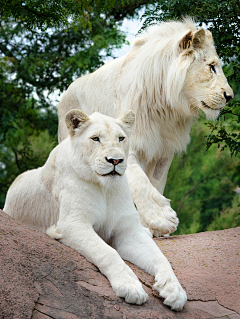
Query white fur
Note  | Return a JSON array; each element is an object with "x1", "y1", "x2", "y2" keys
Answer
[
  {"x1": 4, "y1": 110, "x2": 187, "y2": 310},
  {"x1": 57, "y1": 19, "x2": 233, "y2": 237}
]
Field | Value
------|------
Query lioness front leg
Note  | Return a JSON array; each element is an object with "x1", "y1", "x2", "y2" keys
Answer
[
  {"x1": 48, "y1": 221, "x2": 148, "y2": 305},
  {"x1": 114, "y1": 226, "x2": 187, "y2": 311},
  {"x1": 126, "y1": 154, "x2": 179, "y2": 237}
]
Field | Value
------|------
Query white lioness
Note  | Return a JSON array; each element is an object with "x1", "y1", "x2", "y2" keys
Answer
[
  {"x1": 3, "y1": 110, "x2": 187, "y2": 311},
  {"x1": 57, "y1": 19, "x2": 234, "y2": 237}
]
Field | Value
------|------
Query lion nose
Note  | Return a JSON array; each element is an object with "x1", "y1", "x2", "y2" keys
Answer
[
  {"x1": 105, "y1": 157, "x2": 124, "y2": 165},
  {"x1": 223, "y1": 91, "x2": 233, "y2": 103}
]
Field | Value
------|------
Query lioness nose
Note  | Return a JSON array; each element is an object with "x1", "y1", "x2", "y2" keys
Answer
[
  {"x1": 105, "y1": 157, "x2": 124, "y2": 165},
  {"x1": 223, "y1": 91, "x2": 233, "y2": 103}
]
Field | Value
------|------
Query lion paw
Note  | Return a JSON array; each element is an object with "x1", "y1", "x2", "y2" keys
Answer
[
  {"x1": 112, "y1": 277, "x2": 148, "y2": 305},
  {"x1": 140, "y1": 202, "x2": 179, "y2": 237},
  {"x1": 154, "y1": 272, "x2": 187, "y2": 311}
]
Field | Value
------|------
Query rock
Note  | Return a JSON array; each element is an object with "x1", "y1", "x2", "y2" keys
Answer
[{"x1": 0, "y1": 209, "x2": 239, "y2": 319}]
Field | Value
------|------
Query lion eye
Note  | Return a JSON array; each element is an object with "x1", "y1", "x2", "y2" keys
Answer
[
  {"x1": 209, "y1": 64, "x2": 216, "y2": 74},
  {"x1": 91, "y1": 136, "x2": 100, "y2": 142},
  {"x1": 119, "y1": 136, "x2": 125, "y2": 142}
]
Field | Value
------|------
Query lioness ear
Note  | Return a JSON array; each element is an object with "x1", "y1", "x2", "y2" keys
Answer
[
  {"x1": 116, "y1": 110, "x2": 135, "y2": 137},
  {"x1": 65, "y1": 109, "x2": 90, "y2": 136},
  {"x1": 118, "y1": 110, "x2": 135, "y2": 129},
  {"x1": 179, "y1": 28, "x2": 206, "y2": 51}
]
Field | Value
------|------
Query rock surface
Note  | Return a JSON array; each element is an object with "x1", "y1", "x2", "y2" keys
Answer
[{"x1": 0, "y1": 209, "x2": 239, "y2": 319}]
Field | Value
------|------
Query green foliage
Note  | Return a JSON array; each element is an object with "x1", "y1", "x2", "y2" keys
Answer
[
  {"x1": 0, "y1": 58, "x2": 58, "y2": 207},
  {"x1": 142, "y1": 0, "x2": 240, "y2": 156},
  {"x1": 165, "y1": 118, "x2": 240, "y2": 235},
  {"x1": 0, "y1": 0, "x2": 154, "y2": 31},
  {"x1": 206, "y1": 102, "x2": 240, "y2": 157},
  {"x1": 0, "y1": 0, "x2": 121, "y2": 30},
  {"x1": 207, "y1": 196, "x2": 240, "y2": 231},
  {"x1": 0, "y1": 15, "x2": 126, "y2": 103},
  {"x1": 0, "y1": 0, "x2": 149, "y2": 208}
]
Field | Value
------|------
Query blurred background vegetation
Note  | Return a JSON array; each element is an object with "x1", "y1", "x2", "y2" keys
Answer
[{"x1": 0, "y1": 0, "x2": 239, "y2": 234}]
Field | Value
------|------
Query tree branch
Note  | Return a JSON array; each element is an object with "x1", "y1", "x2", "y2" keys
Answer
[
  {"x1": 177, "y1": 179, "x2": 205, "y2": 215},
  {"x1": 12, "y1": 149, "x2": 21, "y2": 171},
  {"x1": 177, "y1": 175, "x2": 218, "y2": 215}
]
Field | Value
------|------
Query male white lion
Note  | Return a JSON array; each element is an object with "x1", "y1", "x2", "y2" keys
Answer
[
  {"x1": 3, "y1": 110, "x2": 187, "y2": 311},
  {"x1": 57, "y1": 19, "x2": 233, "y2": 237}
]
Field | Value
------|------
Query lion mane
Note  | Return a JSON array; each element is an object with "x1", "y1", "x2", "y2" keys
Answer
[{"x1": 115, "y1": 19, "x2": 200, "y2": 158}]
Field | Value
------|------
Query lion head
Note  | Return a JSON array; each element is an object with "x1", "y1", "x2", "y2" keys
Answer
[
  {"x1": 65, "y1": 109, "x2": 135, "y2": 184},
  {"x1": 130, "y1": 19, "x2": 233, "y2": 121},
  {"x1": 180, "y1": 25, "x2": 233, "y2": 120}
]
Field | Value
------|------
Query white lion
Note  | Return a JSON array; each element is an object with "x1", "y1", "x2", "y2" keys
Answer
[
  {"x1": 57, "y1": 19, "x2": 234, "y2": 237},
  {"x1": 3, "y1": 110, "x2": 187, "y2": 311}
]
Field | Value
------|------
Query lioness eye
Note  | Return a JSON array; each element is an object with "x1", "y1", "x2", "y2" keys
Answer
[
  {"x1": 91, "y1": 136, "x2": 100, "y2": 142},
  {"x1": 119, "y1": 136, "x2": 125, "y2": 142},
  {"x1": 209, "y1": 64, "x2": 216, "y2": 74}
]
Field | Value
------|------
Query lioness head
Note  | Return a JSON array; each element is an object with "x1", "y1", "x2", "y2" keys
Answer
[
  {"x1": 65, "y1": 109, "x2": 135, "y2": 184},
  {"x1": 179, "y1": 26, "x2": 234, "y2": 120}
]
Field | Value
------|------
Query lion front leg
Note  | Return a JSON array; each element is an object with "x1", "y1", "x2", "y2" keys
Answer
[
  {"x1": 126, "y1": 154, "x2": 179, "y2": 237},
  {"x1": 48, "y1": 220, "x2": 148, "y2": 305},
  {"x1": 148, "y1": 155, "x2": 174, "y2": 196},
  {"x1": 114, "y1": 225, "x2": 187, "y2": 311}
]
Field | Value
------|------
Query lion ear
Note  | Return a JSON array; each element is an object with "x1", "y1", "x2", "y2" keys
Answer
[
  {"x1": 65, "y1": 109, "x2": 90, "y2": 136},
  {"x1": 133, "y1": 37, "x2": 146, "y2": 48},
  {"x1": 179, "y1": 30, "x2": 193, "y2": 50},
  {"x1": 205, "y1": 30, "x2": 214, "y2": 44},
  {"x1": 179, "y1": 28, "x2": 206, "y2": 51},
  {"x1": 192, "y1": 28, "x2": 206, "y2": 49}
]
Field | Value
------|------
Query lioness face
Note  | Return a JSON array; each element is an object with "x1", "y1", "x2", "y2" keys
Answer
[
  {"x1": 84, "y1": 115, "x2": 129, "y2": 179},
  {"x1": 182, "y1": 30, "x2": 234, "y2": 120},
  {"x1": 65, "y1": 110, "x2": 135, "y2": 184}
]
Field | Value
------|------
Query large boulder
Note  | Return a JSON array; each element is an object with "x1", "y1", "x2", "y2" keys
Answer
[{"x1": 0, "y1": 209, "x2": 239, "y2": 319}]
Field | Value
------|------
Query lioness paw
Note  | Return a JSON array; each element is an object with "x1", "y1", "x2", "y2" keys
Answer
[
  {"x1": 112, "y1": 277, "x2": 148, "y2": 305},
  {"x1": 154, "y1": 273, "x2": 187, "y2": 311}
]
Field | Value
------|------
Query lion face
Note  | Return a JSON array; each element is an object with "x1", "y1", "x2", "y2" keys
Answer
[
  {"x1": 65, "y1": 109, "x2": 135, "y2": 184},
  {"x1": 182, "y1": 30, "x2": 234, "y2": 120}
]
